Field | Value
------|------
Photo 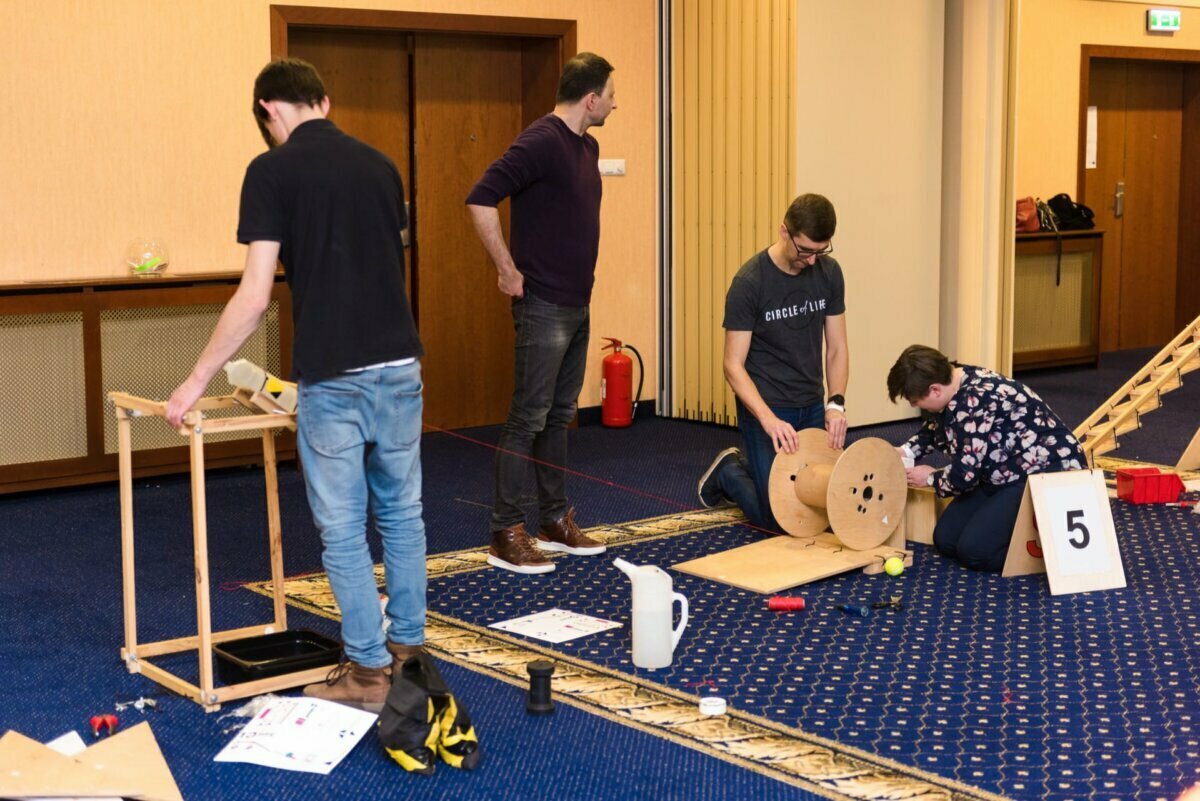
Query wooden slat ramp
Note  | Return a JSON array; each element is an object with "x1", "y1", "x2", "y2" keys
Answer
[{"x1": 1074, "y1": 313, "x2": 1200, "y2": 465}]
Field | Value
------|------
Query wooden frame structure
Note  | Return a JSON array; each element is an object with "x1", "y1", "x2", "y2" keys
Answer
[{"x1": 110, "y1": 389, "x2": 324, "y2": 712}]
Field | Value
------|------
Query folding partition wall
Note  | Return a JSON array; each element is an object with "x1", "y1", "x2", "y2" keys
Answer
[{"x1": 669, "y1": 0, "x2": 795, "y2": 425}]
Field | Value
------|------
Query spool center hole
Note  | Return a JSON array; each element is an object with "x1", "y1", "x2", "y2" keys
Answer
[{"x1": 862, "y1": 486, "x2": 874, "y2": 501}]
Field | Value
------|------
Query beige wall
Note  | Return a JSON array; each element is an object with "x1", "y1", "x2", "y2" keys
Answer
[
  {"x1": 1015, "y1": 0, "x2": 1200, "y2": 199},
  {"x1": 795, "y1": 1, "x2": 945, "y2": 426},
  {"x1": 0, "y1": 0, "x2": 656, "y2": 408},
  {"x1": 942, "y1": 0, "x2": 1016, "y2": 374}
]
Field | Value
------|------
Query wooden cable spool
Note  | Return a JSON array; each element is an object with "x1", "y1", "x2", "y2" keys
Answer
[{"x1": 767, "y1": 429, "x2": 907, "y2": 550}]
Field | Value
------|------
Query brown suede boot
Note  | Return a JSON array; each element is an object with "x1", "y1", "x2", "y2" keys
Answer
[
  {"x1": 386, "y1": 641, "x2": 424, "y2": 674},
  {"x1": 487, "y1": 524, "x2": 555, "y2": 574},
  {"x1": 303, "y1": 660, "x2": 391, "y2": 713},
  {"x1": 537, "y1": 508, "x2": 606, "y2": 556}
]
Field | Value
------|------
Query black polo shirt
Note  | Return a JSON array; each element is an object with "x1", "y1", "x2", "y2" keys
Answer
[{"x1": 237, "y1": 118, "x2": 422, "y2": 381}]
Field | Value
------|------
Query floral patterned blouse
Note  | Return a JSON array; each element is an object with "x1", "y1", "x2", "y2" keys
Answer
[{"x1": 904, "y1": 365, "x2": 1086, "y2": 498}]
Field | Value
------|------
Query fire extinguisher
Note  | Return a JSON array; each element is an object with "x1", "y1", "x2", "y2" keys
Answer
[{"x1": 600, "y1": 337, "x2": 644, "y2": 428}]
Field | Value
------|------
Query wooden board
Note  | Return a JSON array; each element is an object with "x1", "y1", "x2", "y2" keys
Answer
[
  {"x1": 1001, "y1": 482, "x2": 1043, "y2": 577},
  {"x1": 1002, "y1": 470, "x2": 1126, "y2": 595},
  {"x1": 81, "y1": 721, "x2": 182, "y2": 801},
  {"x1": 767, "y1": 429, "x2": 837, "y2": 538},
  {"x1": 902, "y1": 486, "x2": 951, "y2": 545},
  {"x1": 1177, "y1": 426, "x2": 1200, "y2": 471},
  {"x1": 825, "y1": 437, "x2": 907, "y2": 550},
  {"x1": 0, "y1": 722, "x2": 181, "y2": 801},
  {"x1": 673, "y1": 534, "x2": 908, "y2": 595}
]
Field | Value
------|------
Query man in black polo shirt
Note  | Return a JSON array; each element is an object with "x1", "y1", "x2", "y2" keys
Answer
[
  {"x1": 167, "y1": 59, "x2": 425, "y2": 712},
  {"x1": 466, "y1": 52, "x2": 617, "y2": 575}
]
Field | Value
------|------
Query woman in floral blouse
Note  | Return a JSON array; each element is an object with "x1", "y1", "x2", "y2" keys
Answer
[{"x1": 887, "y1": 345, "x2": 1086, "y2": 571}]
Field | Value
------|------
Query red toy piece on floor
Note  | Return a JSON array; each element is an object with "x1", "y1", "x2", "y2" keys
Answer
[{"x1": 1115, "y1": 467, "x2": 1185, "y2": 504}]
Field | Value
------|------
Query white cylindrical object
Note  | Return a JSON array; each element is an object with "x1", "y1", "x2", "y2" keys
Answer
[{"x1": 698, "y1": 697, "x2": 727, "y2": 716}]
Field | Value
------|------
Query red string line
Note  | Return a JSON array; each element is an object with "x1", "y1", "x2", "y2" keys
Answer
[
  {"x1": 420, "y1": 421, "x2": 787, "y2": 538},
  {"x1": 421, "y1": 421, "x2": 692, "y2": 509}
]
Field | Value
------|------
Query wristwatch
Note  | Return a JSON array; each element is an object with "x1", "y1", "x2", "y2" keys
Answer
[{"x1": 826, "y1": 394, "x2": 845, "y2": 413}]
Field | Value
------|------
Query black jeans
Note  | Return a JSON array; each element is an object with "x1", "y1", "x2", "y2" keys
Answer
[
  {"x1": 933, "y1": 479, "x2": 1028, "y2": 571},
  {"x1": 491, "y1": 293, "x2": 590, "y2": 532}
]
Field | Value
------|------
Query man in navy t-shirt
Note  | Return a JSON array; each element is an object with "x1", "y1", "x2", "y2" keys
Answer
[
  {"x1": 466, "y1": 53, "x2": 617, "y2": 575},
  {"x1": 697, "y1": 194, "x2": 851, "y2": 532},
  {"x1": 166, "y1": 59, "x2": 427, "y2": 715}
]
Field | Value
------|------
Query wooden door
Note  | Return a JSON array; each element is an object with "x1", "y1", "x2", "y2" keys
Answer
[
  {"x1": 1085, "y1": 59, "x2": 1184, "y2": 350},
  {"x1": 412, "y1": 34, "x2": 523, "y2": 430},
  {"x1": 288, "y1": 30, "x2": 414, "y2": 300}
]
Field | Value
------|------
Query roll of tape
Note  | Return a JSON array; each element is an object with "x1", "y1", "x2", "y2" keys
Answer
[{"x1": 698, "y1": 696, "x2": 727, "y2": 716}]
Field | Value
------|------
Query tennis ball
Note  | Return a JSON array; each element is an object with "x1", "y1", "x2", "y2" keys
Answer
[{"x1": 884, "y1": 557, "x2": 904, "y2": 577}]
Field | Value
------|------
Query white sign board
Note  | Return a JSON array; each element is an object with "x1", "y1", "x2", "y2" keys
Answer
[{"x1": 1002, "y1": 470, "x2": 1126, "y2": 595}]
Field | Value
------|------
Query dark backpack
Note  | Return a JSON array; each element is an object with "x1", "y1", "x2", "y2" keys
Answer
[{"x1": 1046, "y1": 193, "x2": 1095, "y2": 230}]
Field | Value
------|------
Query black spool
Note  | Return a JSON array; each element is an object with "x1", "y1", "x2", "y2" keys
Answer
[{"x1": 526, "y1": 660, "x2": 555, "y2": 715}]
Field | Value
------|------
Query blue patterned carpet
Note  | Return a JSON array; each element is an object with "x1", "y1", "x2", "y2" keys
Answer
[
  {"x1": 417, "y1": 499, "x2": 1200, "y2": 801},
  {"x1": 4, "y1": 344, "x2": 1198, "y2": 799}
]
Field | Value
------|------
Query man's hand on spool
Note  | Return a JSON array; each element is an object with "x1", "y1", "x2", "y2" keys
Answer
[
  {"x1": 824, "y1": 409, "x2": 847, "y2": 450},
  {"x1": 763, "y1": 415, "x2": 799, "y2": 454}
]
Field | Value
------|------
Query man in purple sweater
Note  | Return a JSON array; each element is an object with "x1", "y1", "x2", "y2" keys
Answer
[{"x1": 466, "y1": 52, "x2": 616, "y2": 574}]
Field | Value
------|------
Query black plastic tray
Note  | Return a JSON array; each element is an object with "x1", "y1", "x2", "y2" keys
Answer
[{"x1": 213, "y1": 630, "x2": 342, "y2": 685}]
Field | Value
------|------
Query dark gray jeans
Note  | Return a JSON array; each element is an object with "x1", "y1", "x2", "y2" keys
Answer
[{"x1": 491, "y1": 292, "x2": 590, "y2": 532}]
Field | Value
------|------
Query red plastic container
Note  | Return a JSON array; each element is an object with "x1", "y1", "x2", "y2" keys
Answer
[{"x1": 1115, "y1": 467, "x2": 1185, "y2": 504}]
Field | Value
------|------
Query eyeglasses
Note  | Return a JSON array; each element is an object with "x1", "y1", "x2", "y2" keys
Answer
[{"x1": 791, "y1": 236, "x2": 833, "y2": 260}]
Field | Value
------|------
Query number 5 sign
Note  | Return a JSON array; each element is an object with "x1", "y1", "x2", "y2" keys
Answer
[{"x1": 1002, "y1": 469, "x2": 1126, "y2": 595}]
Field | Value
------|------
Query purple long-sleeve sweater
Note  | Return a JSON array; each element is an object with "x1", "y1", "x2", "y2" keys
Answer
[{"x1": 466, "y1": 114, "x2": 602, "y2": 307}]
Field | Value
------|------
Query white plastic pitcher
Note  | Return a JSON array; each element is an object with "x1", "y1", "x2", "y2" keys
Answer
[{"x1": 613, "y1": 558, "x2": 688, "y2": 669}]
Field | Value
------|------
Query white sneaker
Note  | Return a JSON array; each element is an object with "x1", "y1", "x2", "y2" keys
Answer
[{"x1": 698, "y1": 447, "x2": 741, "y2": 508}]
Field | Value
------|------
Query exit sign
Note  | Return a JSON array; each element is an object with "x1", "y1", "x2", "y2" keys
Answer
[{"x1": 1147, "y1": 8, "x2": 1182, "y2": 31}]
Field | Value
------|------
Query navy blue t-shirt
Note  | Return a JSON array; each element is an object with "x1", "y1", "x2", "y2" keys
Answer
[
  {"x1": 238, "y1": 119, "x2": 422, "y2": 381},
  {"x1": 723, "y1": 250, "x2": 846, "y2": 407},
  {"x1": 466, "y1": 114, "x2": 602, "y2": 307}
]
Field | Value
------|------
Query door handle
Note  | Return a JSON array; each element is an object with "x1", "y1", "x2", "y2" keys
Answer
[{"x1": 1114, "y1": 181, "x2": 1124, "y2": 218}]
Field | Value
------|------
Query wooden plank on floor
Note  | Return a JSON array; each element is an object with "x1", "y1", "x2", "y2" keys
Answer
[{"x1": 673, "y1": 534, "x2": 882, "y2": 594}]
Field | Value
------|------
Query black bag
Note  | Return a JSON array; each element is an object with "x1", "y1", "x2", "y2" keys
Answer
[
  {"x1": 1035, "y1": 198, "x2": 1057, "y2": 233},
  {"x1": 1046, "y1": 193, "x2": 1095, "y2": 230},
  {"x1": 378, "y1": 652, "x2": 481, "y2": 774}
]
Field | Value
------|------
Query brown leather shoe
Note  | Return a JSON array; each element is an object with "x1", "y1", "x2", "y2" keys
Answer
[
  {"x1": 303, "y1": 659, "x2": 390, "y2": 712},
  {"x1": 537, "y1": 508, "x2": 606, "y2": 556},
  {"x1": 386, "y1": 641, "x2": 424, "y2": 673},
  {"x1": 487, "y1": 524, "x2": 556, "y2": 574}
]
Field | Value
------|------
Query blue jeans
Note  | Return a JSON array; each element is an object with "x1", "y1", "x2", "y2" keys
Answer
[
  {"x1": 933, "y1": 479, "x2": 1027, "y2": 572},
  {"x1": 297, "y1": 362, "x2": 426, "y2": 669},
  {"x1": 492, "y1": 293, "x2": 590, "y2": 532},
  {"x1": 718, "y1": 400, "x2": 826, "y2": 532}
]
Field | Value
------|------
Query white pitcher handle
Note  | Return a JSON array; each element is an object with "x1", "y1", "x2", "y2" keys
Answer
[{"x1": 671, "y1": 592, "x2": 689, "y2": 649}]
